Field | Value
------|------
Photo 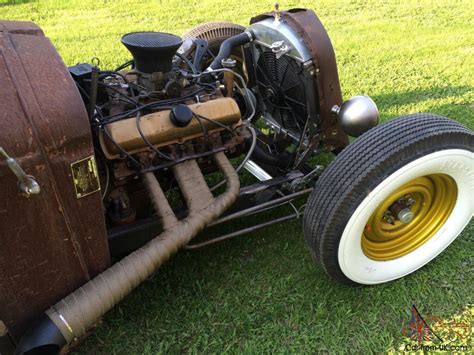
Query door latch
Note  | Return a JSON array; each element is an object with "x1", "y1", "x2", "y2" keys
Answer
[{"x1": 0, "y1": 147, "x2": 40, "y2": 196}]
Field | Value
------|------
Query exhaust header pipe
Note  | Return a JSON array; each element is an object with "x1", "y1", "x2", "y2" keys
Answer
[{"x1": 16, "y1": 152, "x2": 239, "y2": 354}]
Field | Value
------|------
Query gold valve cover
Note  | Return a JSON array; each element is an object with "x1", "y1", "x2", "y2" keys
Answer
[{"x1": 100, "y1": 97, "x2": 242, "y2": 159}]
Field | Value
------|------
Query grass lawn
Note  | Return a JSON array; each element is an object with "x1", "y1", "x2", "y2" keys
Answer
[{"x1": 2, "y1": 0, "x2": 473, "y2": 353}]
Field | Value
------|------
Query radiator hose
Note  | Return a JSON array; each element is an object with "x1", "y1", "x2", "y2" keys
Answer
[
  {"x1": 16, "y1": 152, "x2": 239, "y2": 354},
  {"x1": 207, "y1": 31, "x2": 253, "y2": 71}
]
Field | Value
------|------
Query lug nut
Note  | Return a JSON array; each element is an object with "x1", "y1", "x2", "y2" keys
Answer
[
  {"x1": 383, "y1": 211, "x2": 395, "y2": 225},
  {"x1": 406, "y1": 197, "x2": 416, "y2": 207}
]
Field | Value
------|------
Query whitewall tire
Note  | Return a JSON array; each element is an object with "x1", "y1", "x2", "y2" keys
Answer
[{"x1": 303, "y1": 113, "x2": 473, "y2": 285}]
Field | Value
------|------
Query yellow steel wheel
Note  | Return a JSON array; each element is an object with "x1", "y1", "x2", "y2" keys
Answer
[{"x1": 362, "y1": 174, "x2": 457, "y2": 261}]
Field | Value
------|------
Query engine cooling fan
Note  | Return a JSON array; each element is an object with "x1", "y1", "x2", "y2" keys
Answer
[{"x1": 255, "y1": 49, "x2": 308, "y2": 137}]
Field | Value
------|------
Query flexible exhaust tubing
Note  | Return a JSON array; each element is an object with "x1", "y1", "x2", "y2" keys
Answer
[{"x1": 16, "y1": 152, "x2": 239, "y2": 354}]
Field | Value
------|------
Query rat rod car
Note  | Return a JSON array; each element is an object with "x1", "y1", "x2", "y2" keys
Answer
[{"x1": 0, "y1": 6, "x2": 472, "y2": 355}]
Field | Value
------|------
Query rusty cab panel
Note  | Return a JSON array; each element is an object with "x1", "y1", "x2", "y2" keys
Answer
[{"x1": 0, "y1": 21, "x2": 110, "y2": 342}]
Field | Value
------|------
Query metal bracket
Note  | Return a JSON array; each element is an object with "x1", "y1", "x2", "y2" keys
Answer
[
  {"x1": 271, "y1": 40, "x2": 290, "y2": 59},
  {"x1": 244, "y1": 159, "x2": 273, "y2": 181},
  {"x1": 290, "y1": 164, "x2": 324, "y2": 192},
  {"x1": 293, "y1": 61, "x2": 321, "y2": 168}
]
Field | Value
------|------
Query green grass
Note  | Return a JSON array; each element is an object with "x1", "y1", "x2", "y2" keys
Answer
[{"x1": 2, "y1": 0, "x2": 473, "y2": 353}]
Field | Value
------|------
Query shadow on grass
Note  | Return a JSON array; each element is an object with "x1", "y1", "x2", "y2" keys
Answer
[
  {"x1": 372, "y1": 86, "x2": 473, "y2": 129},
  {"x1": 372, "y1": 85, "x2": 472, "y2": 109}
]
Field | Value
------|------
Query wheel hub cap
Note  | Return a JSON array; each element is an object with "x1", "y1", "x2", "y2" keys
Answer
[{"x1": 397, "y1": 208, "x2": 414, "y2": 224}]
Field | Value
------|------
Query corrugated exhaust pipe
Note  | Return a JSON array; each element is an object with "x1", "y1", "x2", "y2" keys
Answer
[{"x1": 16, "y1": 152, "x2": 239, "y2": 353}]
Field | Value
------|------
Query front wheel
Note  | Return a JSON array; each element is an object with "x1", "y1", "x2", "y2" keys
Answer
[{"x1": 303, "y1": 113, "x2": 473, "y2": 285}]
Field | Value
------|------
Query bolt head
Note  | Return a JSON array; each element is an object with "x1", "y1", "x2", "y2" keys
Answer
[{"x1": 398, "y1": 208, "x2": 414, "y2": 224}]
